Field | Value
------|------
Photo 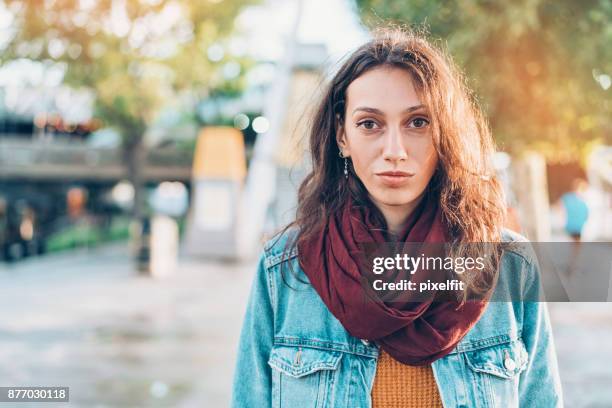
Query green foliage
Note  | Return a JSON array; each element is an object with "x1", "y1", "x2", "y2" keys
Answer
[
  {"x1": 3, "y1": 0, "x2": 259, "y2": 142},
  {"x1": 355, "y1": 0, "x2": 611, "y2": 160},
  {"x1": 46, "y1": 216, "x2": 130, "y2": 252}
]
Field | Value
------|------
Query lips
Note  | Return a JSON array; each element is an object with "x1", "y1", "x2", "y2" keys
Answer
[
  {"x1": 377, "y1": 171, "x2": 414, "y2": 177},
  {"x1": 375, "y1": 170, "x2": 415, "y2": 187}
]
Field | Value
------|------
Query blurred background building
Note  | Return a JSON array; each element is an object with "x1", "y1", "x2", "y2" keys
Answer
[{"x1": 0, "y1": 0, "x2": 610, "y2": 406}]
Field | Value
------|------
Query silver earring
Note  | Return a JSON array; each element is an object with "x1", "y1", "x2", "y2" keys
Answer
[
  {"x1": 338, "y1": 150, "x2": 348, "y2": 179},
  {"x1": 344, "y1": 158, "x2": 348, "y2": 179}
]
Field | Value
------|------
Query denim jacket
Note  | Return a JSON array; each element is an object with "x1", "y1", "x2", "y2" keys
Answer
[{"x1": 231, "y1": 228, "x2": 563, "y2": 407}]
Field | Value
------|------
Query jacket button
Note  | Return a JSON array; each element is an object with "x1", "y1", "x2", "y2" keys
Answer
[
  {"x1": 361, "y1": 339, "x2": 370, "y2": 346},
  {"x1": 504, "y1": 356, "x2": 517, "y2": 371}
]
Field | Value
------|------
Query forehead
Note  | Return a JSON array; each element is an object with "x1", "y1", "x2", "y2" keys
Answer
[{"x1": 345, "y1": 66, "x2": 422, "y2": 112}]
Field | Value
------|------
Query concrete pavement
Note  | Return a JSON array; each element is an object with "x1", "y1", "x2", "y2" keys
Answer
[{"x1": 0, "y1": 244, "x2": 254, "y2": 407}]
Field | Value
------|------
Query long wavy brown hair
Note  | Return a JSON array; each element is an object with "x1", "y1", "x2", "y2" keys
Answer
[{"x1": 279, "y1": 27, "x2": 507, "y2": 297}]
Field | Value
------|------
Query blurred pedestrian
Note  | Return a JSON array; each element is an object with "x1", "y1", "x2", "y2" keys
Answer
[
  {"x1": 560, "y1": 177, "x2": 590, "y2": 242},
  {"x1": 559, "y1": 177, "x2": 590, "y2": 276}
]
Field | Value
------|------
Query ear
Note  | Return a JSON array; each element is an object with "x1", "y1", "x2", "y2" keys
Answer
[{"x1": 335, "y1": 115, "x2": 349, "y2": 156}]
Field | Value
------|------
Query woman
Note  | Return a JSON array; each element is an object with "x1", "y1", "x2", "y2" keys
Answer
[{"x1": 231, "y1": 28, "x2": 563, "y2": 407}]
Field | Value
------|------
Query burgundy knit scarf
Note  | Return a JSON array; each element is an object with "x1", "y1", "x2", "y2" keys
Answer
[{"x1": 297, "y1": 191, "x2": 491, "y2": 366}]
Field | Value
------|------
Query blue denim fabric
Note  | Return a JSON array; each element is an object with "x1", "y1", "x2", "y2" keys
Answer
[{"x1": 231, "y1": 228, "x2": 563, "y2": 407}]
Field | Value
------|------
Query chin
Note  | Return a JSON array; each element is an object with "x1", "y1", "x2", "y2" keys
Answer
[{"x1": 372, "y1": 190, "x2": 421, "y2": 207}]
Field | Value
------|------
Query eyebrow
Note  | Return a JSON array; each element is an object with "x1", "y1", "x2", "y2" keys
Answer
[{"x1": 351, "y1": 105, "x2": 426, "y2": 116}]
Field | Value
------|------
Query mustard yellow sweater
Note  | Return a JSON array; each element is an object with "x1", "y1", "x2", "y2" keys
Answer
[{"x1": 371, "y1": 349, "x2": 443, "y2": 408}]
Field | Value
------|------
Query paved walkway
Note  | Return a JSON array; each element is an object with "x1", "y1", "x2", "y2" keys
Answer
[
  {"x1": 0, "y1": 245, "x2": 253, "y2": 407},
  {"x1": 549, "y1": 302, "x2": 612, "y2": 407},
  {"x1": 0, "y1": 245, "x2": 611, "y2": 406}
]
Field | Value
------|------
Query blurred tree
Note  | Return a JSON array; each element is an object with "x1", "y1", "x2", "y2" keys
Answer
[
  {"x1": 354, "y1": 0, "x2": 611, "y2": 160},
  {"x1": 2, "y1": 0, "x2": 258, "y2": 225}
]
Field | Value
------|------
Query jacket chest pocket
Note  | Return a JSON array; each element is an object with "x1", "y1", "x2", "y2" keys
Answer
[
  {"x1": 462, "y1": 338, "x2": 529, "y2": 408},
  {"x1": 268, "y1": 345, "x2": 343, "y2": 408}
]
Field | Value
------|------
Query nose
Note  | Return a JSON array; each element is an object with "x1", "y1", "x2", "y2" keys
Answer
[{"x1": 382, "y1": 126, "x2": 408, "y2": 162}]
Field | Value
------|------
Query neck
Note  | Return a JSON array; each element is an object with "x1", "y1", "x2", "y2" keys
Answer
[{"x1": 374, "y1": 191, "x2": 427, "y2": 237}]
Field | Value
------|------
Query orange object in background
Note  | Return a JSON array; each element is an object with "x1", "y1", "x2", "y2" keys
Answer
[
  {"x1": 192, "y1": 127, "x2": 246, "y2": 181},
  {"x1": 67, "y1": 187, "x2": 87, "y2": 218},
  {"x1": 184, "y1": 126, "x2": 248, "y2": 259}
]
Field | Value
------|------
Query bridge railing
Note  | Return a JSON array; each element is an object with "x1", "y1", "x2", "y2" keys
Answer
[{"x1": 0, "y1": 138, "x2": 193, "y2": 182}]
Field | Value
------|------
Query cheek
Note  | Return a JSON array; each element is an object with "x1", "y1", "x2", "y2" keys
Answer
[
  {"x1": 346, "y1": 138, "x2": 378, "y2": 173},
  {"x1": 414, "y1": 140, "x2": 438, "y2": 172},
  {"x1": 423, "y1": 149, "x2": 438, "y2": 173},
  {"x1": 350, "y1": 154, "x2": 374, "y2": 179}
]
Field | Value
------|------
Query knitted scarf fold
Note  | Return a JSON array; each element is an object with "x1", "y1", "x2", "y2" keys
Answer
[{"x1": 298, "y1": 191, "x2": 491, "y2": 365}]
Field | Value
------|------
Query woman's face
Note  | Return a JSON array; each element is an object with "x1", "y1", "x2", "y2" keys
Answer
[{"x1": 337, "y1": 66, "x2": 438, "y2": 215}]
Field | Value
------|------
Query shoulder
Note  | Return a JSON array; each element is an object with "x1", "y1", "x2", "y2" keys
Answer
[
  {"x1": 262, "y1": 226, "x2": 300, "y2": 270},
  {"x1": 499, "y1": 227, "x2": 537, "y2": 267},
  {"x1": 500, "y1": 227, "x2": 528, "y2": 243},
  {"x1": 493, "y1": 228, "x2": 542, "y2": 302}
]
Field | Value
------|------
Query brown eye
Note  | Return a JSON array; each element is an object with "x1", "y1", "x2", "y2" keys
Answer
[
  {"x1": 409, "y1": 117, "x2": 430, "y2": 128},
  {"x1": 357, "y1": 120, "x2": 379, "y2": 130}
]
